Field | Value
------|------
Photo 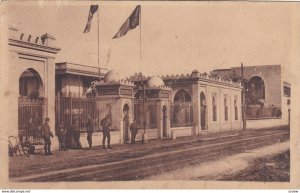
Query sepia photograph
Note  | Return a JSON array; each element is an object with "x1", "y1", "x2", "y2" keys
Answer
[{"x1": 0, "y1": 0, "x2": 300, "y2": 189}]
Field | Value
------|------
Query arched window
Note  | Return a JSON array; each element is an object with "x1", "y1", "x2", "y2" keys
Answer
[
  {"x1": 173, "y1": 89, "x2": 192, "y2": 103},
  {"x1": 171, "y1": 89, "x2": 193, "y2": 127},
  {"x1": 234, "y1": 98, "x2": 238, "y2": 120},
  {"x1": 224, "y1": 97, "x2": 228, "y2": 121},
  {"x1": 212, "y1": 95, "x2": 217, "y2": 121}
]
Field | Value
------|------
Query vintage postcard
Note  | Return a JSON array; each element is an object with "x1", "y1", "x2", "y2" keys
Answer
[{"x1": 0, "y1": 0, "x2": 300, "y2": 189}]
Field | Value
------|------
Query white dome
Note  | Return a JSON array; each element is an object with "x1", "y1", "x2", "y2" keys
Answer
[
  {"x1": 103, "y1": 70, "x2": 120, "y2": 83},
  {"x1": 147, "y1": 76, "x2": 165, "y2": 88}
]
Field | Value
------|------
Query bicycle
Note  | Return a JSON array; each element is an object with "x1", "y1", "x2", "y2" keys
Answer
[{"x1": 8, "y1": 135, "x2": 30, "y2": 157}]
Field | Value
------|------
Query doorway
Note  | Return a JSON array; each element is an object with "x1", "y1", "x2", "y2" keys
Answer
[
  {"x1": 123, "y1": 104, "x2": 130, "y2": 143},
  {"x1": 200, "y1": 92, "x2": 207, "y2": 130},
  {"x1": 163, "y1": 105, "x2": 167, "y2": 137}
]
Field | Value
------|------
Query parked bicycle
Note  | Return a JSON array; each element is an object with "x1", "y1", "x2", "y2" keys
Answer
[{"x1": 8, "y1": 135, "x2": 32, "y2": 157}]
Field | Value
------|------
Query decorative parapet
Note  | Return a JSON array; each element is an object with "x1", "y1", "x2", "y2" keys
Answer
[
  {"x1": 160, "y1": 70, "x2": 241, "y2": 87},
  {"x1": 158, "y1": 85, "x2": 171, "y2": 90},
  {"x1": 127, "y1": 69, "x2": 241, "y2": 88},
  {"x1": 8, "y1": 27, "x2": 60, "y2": 53},
  {"x1": 95, "y1": 79, "x2": 135, "y2": 87},
  {"x1": 118, "y1": 79, "x2": 135, "y2": 86}
]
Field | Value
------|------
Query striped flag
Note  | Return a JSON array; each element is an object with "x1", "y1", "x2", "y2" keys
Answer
[
  {"x1": 113, "y1": 5, "x2": 141, "y2": 39},
  {"x1": 83, "y1": 5, "x2": 99, "y2": 33}
]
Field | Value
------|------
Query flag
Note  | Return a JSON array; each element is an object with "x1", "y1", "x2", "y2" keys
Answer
[
  {"x1": 113, "y1": 5, "x2": 140, "y2": 39},
  {"x1": 84, "y1": 5, "x2": 99, "y2": 33}
]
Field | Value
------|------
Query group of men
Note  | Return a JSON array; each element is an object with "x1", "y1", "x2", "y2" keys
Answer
[{"x1": 41, "y1": 115, "x2": 139, "y2": 155}]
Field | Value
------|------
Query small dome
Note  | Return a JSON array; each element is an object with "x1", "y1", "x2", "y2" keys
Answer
[
  {"x1": 192, "y1": 69, "x2": 199, "y2": 73},
  {"x1": 103, "y1": 70, "x2": 120, "y2": 83},
  {"x1": 147, "y1": 76, "x2": 165, "y2": 88}
]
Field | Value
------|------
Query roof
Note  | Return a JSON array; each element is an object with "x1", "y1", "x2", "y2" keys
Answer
[{"x1": 55, "y1": 62, "x2": 108, "y2": 78}]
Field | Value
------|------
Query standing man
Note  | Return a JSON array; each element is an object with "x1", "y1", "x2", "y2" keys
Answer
[
  {"x1": 72, "y1": 118, "x2": 82, "y2": 149},
  {"x1": 57, "y1": 122, "x2": 67, "y2": 151},
  {"x1": 101, "y1": 114, "x2": 112, "y2": 149},
  {"x1": 86, "y1": 115, "x2": 94, "y2": 149},
  {"x1": 130, "y1": 119, "x2": 138, "y2": 144},
  {"x1": 42, "y1": 117, "x2": 54, "y2": 155}
]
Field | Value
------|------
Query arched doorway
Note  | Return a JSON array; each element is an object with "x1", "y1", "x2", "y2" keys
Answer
[
  {"x1": 123, "y1": 103, "x2": 130, "y2": 143},
  {"x1": 247, "y1": 76, "x2": 265, "y2": 105},
  {"x1": 200, "y1": 92, "x2": 207, "y2": 130},
  {"x1": 246, "y1": 76, "x2": 266, "y2": 119},
  {"x1": 18, "y1": 68, "x2": 45, "y2": 142},
  {"x1": 162, "y1": 105, "x2": 167, "y2": 137}
]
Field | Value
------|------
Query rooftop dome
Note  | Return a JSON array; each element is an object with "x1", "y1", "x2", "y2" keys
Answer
[
  {"x1": 103, "y1": 70, "x2": 120, "y2": 83},
  {"x1": 147, "y1": 76, "x2": 165, "y2": 88}
]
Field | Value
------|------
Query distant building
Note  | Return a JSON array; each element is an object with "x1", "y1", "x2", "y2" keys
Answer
[{"x1": 211, "y1": 65, "x2": 291, "y2": 128}]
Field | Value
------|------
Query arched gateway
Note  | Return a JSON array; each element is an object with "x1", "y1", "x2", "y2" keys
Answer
[{"x1": 18, "y1": 68, "x2": 45, "y2": 143}]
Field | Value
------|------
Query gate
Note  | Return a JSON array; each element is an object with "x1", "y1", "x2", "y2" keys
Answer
[
  {"x1": 170, "y1": 102, "x2": 193, "y2": 127},
  {"x1": 18, "y1": 98, "x2": 46, "y2": 144},
  {"x1": 55, "y1": 95, "x2": 119, "y2": 133}
]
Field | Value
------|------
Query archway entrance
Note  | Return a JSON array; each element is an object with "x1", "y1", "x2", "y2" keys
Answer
[
  {"x1": 200, "y1": 92, "x2": 207, "y2": 130},
  {"x1": 18, "y1": 68, "x2": 45, "y2": 143},
  {"x1": 162, "y1": 105, "x2": 167, "y2": 137},
  {"x1": 123, "y1": 104, "x2": 130, "y2": 143}
]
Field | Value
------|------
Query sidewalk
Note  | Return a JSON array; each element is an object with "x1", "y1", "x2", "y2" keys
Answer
[
  {"x1": 9, "y1": 126, "x2": 289, "y2": 178},
  {"x1": 10, "y1": 127, "x2": 290, "y2": 161},
  {"x1": 9, "y1": 125, "x2": 288, "y2": 181}
]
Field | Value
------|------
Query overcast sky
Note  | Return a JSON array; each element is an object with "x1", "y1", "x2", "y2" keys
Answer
[{"x1": 6, "y1": 1, "x2": 295, "y2": 79}]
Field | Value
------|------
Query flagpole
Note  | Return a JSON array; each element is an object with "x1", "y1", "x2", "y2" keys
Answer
[
  {"x1": 139, "y1": 6, "x2": 146, "y2": 141},
  {"x1": 139, "y1": 6, "x2": 142, "y2": 71},
  {"x1": 97, "y1": 6, "x2": 100, "y2": 79}
]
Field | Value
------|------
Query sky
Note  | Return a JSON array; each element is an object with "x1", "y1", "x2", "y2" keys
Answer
[{"x1": 6, "y1": 1, "x2": 295, "y2": 79}]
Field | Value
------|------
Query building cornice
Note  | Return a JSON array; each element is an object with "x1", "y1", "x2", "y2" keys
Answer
[{"x1": 9, "y1": 38, "x2": 61, "y2": 54}]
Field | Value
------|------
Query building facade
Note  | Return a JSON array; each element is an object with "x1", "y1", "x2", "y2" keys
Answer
[
  {"x1": 5, "y1": 27, "x2": 61, "y2": 147},
  {"x1": 211, "y1": 65, "x2": 291, "y2": 128}
]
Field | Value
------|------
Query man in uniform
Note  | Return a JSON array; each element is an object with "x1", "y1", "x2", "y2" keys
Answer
[
  {"x1": 72, "y1": 118, "x2": 82, "y2": 149},
  {"x1": 86, "y1": 115, "x2": 94, "y2": 149},
  {"x1": 130, "y1": 119, "x2": 139, "y2": 144},
  {"x1": 57, "y1": 121, "x2": 67, "y2": 151},
  {"x1": 101, "y1": 114, "x2": 112, "y2": 149},
  {"x1": 42, "y1": 117, "x2": 54, "y2": 155}
]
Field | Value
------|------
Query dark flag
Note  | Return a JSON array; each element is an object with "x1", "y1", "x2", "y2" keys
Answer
[
  {"x1": 113, "y1": 5, "x2": 141, "y2": 39},
  {"x1": 84, "y1": 5, "x2": 99, "y2": 33}
]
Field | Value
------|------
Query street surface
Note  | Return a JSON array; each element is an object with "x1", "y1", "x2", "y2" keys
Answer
[{"x1": 9, "y1": 126, "x2": 289, "y2": 182}]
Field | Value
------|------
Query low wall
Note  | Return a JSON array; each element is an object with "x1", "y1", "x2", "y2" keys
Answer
[
  {"x1": 208, "y1": 121, "x2": 242, "y2": 133},
  {"x1": 246, "y1": 118, "x2": 287, "y2": 129},
  {"x1": 135, "y1": 129, "x2": 158, "y2": 141},
  {"x1": 79, "y1": 131, "x2": 121, "y2": 148},
  {"x1": 171, "y1": 126, "x2": 193, "y2": 137}
]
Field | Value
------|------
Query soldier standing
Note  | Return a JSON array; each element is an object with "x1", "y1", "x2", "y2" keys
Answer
[
  {"x1": 42, "y1": 117, "x2": 54, "y2": 155},
  {"x1": 130, "y1": 120, "x2": 138, "y2": 144},
  {"x1": 101, "y1": 114, "x2": 112, "y2": 149},
  {"x1": 86, "y1": 116, "x2": 94, "y2": 149},
  {"x1": 57, "y1": 122, "x2": 67, "y2": 151},
  {"x1": 72, "y1": 118, "x2": 82, "y2": 149}
]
